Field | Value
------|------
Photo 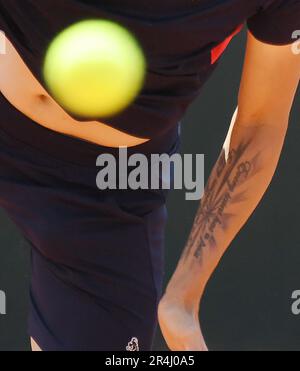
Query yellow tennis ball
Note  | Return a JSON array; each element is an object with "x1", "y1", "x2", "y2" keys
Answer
[{"x1": 43, "y1": 19, "x2": 146, "y2": 118}]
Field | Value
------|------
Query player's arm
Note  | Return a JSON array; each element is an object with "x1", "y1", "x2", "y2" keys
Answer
[{"x1": 159, "y1": 31, "x2": 300, "y2": 351}]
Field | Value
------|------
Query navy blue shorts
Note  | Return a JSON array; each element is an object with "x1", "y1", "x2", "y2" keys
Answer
[{"x1": 0, "y1": 95, "x2": 180, "y2": 351}]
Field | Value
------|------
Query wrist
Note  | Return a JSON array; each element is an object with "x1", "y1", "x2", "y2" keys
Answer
[{"x1": 164, "y1": 281, "x2": 202, "y2": 314}]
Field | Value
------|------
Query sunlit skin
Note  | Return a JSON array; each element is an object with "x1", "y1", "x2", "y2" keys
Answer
[
  {"x1": 159, "y1": 32, "x2": 300, "y2": 351},
  {"x1": 0, "y1": 35, "x2": 148, "y2": 351},
  {"x1": 0, "y1": 36, "x2": 149, "y2": 149},
  {"x1": 1, "y1": 30, "x2": 299, "y2": 351},
  {"x1": 31, "y1": 339, "x2": 42, "y2": 352}
]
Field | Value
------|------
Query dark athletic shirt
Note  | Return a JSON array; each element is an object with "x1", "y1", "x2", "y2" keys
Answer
[{"x1": 0, "y1": 0, "x2": 299, "y2": 139}]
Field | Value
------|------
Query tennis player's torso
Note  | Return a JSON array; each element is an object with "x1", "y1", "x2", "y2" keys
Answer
[
  {"x1": 0, "y1": 35, "x2": 148, "y2": 148},
  {"x1": 0, "y1": 0, "x2": 261, "y2": 142}
]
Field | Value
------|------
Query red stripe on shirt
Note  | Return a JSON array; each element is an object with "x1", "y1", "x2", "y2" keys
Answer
[{"x1": 211, "y1": 24, "x2": 244, "y2": 64}]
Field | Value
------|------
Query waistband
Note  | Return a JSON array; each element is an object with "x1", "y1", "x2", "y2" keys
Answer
[{"x1": 0, "y1": 93, "x2": 180, "y2": 167}]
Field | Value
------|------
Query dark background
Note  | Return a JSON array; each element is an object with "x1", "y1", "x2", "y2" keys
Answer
[{"x1": 0, "y1": 31, "x2": 300, "y2": 351}]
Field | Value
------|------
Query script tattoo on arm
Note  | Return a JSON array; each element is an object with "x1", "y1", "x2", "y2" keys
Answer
[{"x1": 182, "y1": 139, "x2": 261, "y2": 264}]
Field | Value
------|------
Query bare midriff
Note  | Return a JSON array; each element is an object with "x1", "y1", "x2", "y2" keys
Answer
[{"x1": 0, "y1": 36, "x2": 148, "y2": 148}]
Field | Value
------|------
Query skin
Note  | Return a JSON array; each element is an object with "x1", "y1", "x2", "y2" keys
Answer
[
  {"x1": 0, "y1": 36, "x2": 149, "y2": 148},
  {"x1": 0, "y1": 34, "x2": 148, "y2": 352},
  {"x1": 0, "y1": 28, "x2": 299, "y2": 351},
  {"x1": 159, "y1": 32, "x2": 300, "y2": 351},
  {"x1": 31, "y1": 339, "x2": 42, "y2": 352}
]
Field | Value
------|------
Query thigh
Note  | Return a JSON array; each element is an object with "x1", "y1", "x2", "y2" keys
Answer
[
  {"x1": 28, "y1": 204, "x2": 167, "y2": 351},
  {"x1": 0, "y1": 121, "x2": 168, "y2": 351},
  {"x1": 31, "y1": 338, "x2": 42, "y2": 352}
]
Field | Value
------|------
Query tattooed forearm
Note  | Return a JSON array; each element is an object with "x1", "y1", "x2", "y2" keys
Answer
[{"x1": 182, "y1": 140, "x2": 261, "y2": 264}]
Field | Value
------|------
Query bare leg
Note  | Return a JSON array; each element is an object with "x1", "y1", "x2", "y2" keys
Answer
[{"x1": 31, "y1": 338, "x2": 42, "y2": 352}]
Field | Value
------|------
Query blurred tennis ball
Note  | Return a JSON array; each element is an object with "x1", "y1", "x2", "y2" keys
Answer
[{"x1": 43, "y1": 19, "x2": 146, "y2": 118}]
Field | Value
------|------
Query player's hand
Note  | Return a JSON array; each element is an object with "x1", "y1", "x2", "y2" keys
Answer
[{"x1": 158, "y1": 295, "x2": 208, "y2": 352}]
